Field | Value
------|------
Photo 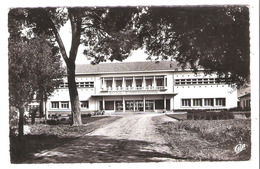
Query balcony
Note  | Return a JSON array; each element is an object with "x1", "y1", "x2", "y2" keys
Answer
[{"x1": 101, "y1": 86, "x2": 167, "y2": 92}]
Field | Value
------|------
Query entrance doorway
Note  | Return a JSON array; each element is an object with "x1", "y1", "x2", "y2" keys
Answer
[{"x1": 135, "y1": 100, "x2": 144, "y2": 111}]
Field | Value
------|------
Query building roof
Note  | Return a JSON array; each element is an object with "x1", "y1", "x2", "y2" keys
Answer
[
  {"x1": 238, "y1": 92, "x2": 250, "y2": 99},
  {"x1": 75, "y1": 61, "x2": 180, "y2": 75}
]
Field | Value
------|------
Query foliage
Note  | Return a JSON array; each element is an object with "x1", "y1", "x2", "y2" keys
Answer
[
  {"x1": 9, "y1": 35, "x2": 64, "y2": 107},
  {"x1": 186, "y1": 110, "x2": 234, "y2": 120},
  {"x1": 136, "y1": 6, "x2": 250, "y2": 88}
]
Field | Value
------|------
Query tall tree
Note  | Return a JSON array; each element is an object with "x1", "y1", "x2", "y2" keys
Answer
[
  {"x1": 8, "y1": 34, "x2": 64, "y2": 137},
  {"x1": 136, "y1": 6, "x2": 250, "y2": 88},
  {"x1": 10, "y1": 7, "x2": 139, "y2": 125}
]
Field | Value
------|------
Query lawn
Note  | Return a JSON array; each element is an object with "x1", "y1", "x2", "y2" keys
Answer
[
  {"x1": 10, "y1": 116, "x2": 121, "y2": 163},
  {"x1": 153, "y1": 118, "x2": 251, "y2": 161}
]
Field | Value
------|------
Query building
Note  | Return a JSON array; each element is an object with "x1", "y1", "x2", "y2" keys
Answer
[
  {"x1": 238, "y1": 93, "x2": 251, "y2": 109},
  {"x1": 46, "y1": 61, "x2": 237, "y2": 116}
]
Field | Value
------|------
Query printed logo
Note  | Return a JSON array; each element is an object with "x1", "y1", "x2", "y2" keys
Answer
[{"x1": 234, "y1": 144, "x2": 246, "y2": 154}]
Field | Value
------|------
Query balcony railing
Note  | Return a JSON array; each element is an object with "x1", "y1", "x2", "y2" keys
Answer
[{"x1": 101, "y1": 86, "x2": 167, "y2": 91}]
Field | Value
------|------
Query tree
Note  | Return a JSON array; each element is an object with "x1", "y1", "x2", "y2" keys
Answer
[
  {"x1": 136, "y1": 6, "x2": 250, "y2": 88},
  {"x1": 8, "y1": 33, "x2": 64, "y2": 137},
  {"x1": 9, "y1": 7, "x2": 139, "y2": 125},
  {"x1": 9, "y1": 6, "x2": 249, "y2": 126}
]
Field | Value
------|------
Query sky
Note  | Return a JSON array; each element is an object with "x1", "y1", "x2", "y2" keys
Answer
[{"x1": 59, "y1": 21, "x2": 148, "y2": 65}]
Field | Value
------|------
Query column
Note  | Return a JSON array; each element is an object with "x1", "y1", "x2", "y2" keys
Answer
[
  {"x1": 112, "y1": 77, "x2": 115, "y2": 90},
  {"x1": 122, "y1": 77, "x2": 125, "y2": 90},
  {"x1": 133, "y1": 100, "x2": 136, "y2": 112},
  {"x1": 102, "y1": 77, "x2": 105, "y2": 90},
  {"x1": 153, "y1": 76, "x2": 156, "y2": 89},
  {"x1": 170, "y1": 97, "x2": 174, "y2": 110},
  {"x1": 133, "y1": 77, "x2": 136, "y2": 90},
  {"x1": 153, "y1": 100, "x2": 155, "y2": 111},
  {"x1": 142, "y1": 76, "x2": 146, "y2": 89},
  {"x1": 123, "y1": 96, "x2": 125, "y2": 112},
  {"x1": 143, "y1": 95, "x2": 146, "y2": 112},
  {"x1": 102, "y1": 97, "x2": 105, "y2": 110},
  {"x1": 164, "y1": 76, "x2": 166, "y2": 89},
  {"x1": 164, "y1": 95, "x2": 166, "y2": 110},
  {"x1": 114, "y1": 101, "x2": 116, "y2": 112}
]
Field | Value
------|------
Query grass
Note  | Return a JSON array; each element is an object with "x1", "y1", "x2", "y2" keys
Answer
[
  {"x1": 154, "y1": 118, "x2": 251, "y2": 161},
  {"x1": 10, "y1": 116, "x2": 121, "y2": 163}
]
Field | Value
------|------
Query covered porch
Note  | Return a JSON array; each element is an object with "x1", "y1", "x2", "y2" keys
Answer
[{"x1": 92, "y1": 93, "x2": 177, "y2": 113}]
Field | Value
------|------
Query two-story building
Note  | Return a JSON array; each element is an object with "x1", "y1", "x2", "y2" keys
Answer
[{"x1": 46, "y1": 61, "x2": 237, "y2": 116}]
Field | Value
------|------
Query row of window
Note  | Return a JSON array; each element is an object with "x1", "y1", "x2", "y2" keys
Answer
[
  {"x1": 51, "y1": 101, "x2": 89, "y2": 109},
  {"x1": 175, "y1": 78, "x2": 227, "y2": 85},
  {"x1": 59, "y1": 82, "x2": 94, "y2": 88},
  {"x1": 181, "y1": 98, "x2": 226, "y2": 107}
]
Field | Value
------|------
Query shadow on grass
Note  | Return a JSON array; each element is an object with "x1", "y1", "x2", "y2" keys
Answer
[
  {"x1": 10, "y1": 134, "x2": 189, "y2": 163},
  {"x1": 10, "y1": 135, "x2": 78, "y2": 163}
]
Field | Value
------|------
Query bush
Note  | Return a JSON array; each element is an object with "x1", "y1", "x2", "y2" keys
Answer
[
  {"x1": 245, "y1": 113, "x2": 251, "y2": 118},
  {"x1": 81, "y1": 113, "x2": 92, "y2": 118},
  {"x1": 187, "y1": 110, "x2": 234, "y2": 120}
]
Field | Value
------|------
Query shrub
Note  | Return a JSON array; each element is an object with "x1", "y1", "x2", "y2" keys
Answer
[
  {"x1": 81, "y1": 113, "x2": 92, "y2": 118},
  {"x1": 245, "y1": 113, "x2": 251, "y2": 118},
  {"x1": 187, "y1": 110, "x2": 234, "y2": 120}
]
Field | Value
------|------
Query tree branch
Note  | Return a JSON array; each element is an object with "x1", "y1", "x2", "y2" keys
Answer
[
  {"x1": 68, "y1": 8, "x2": 82, "y2": 62},
  {"x1": 44, "y1": 9, "x2": 69, "y2": 64}
]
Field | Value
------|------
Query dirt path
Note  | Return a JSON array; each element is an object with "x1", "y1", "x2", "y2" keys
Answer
[
  {"x1": 27, "y1": 114, "x2": 181, "y2": 163},
  {"x1": 86, "y1": 114, "x2": 177, "y2": 156}
]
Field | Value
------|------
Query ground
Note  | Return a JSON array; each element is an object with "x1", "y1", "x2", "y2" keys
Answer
[{"x1": 10, "y1": 114, "x2": 251, "y2": 163}]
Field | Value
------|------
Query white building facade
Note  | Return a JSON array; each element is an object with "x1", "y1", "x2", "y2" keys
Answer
[{"x1": 46, "y1": 61, "x2": 237, "y2": 116}]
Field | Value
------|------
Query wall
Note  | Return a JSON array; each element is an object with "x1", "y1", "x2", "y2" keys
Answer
[{"x1": 173, "y1": 71, "x2": 237, "y2": 110}]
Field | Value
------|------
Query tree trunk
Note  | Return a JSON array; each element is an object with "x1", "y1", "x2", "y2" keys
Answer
[
  {"x1": 18, "y1": 105, "x2": 24, "y2": 139},
  {"x1": 67, "y1": 60, "x2": 82, "y2": 125},
  {"x1": 39, "y1": 96, "x2": 44, "y2": 117},
  {"x1": 44, "y1": 97, "x2": 48, "y2": 120}
]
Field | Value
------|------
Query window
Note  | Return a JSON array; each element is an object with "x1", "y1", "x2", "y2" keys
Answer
[
  {"x1": 61, "y1": 101, "x2": 69, "y2": 109},
  {"x1": 180, "y1": 79, "x2": 185, "y2": 85},
  {"x1": 85, "y1": 82, "x2": 94, "y2": 88},
  {"x1": 81, "y1": 101, "x2": 89, "y2": 109},
  {"x1": 155, "y1": 100, "x2": 164, "y2": 109},
  {"x1": 51, "y1": 102, "x2": 59, "y2": 109},
  {"x1": 193, "y1": 99, "x2": 202, "y2": 106},
  {"x1": 191, "y1": 79, "x2": 197, "y2": 84},
  {"x1": 186, "y1": 79, "x2": 191, "y2": 84},
  {"x1": 182, "y1": 99, "x2": 191, "y2": 107},
  {"x1": 156, "y1": 79, "x2": 164, "y2": 86},
  {"x1": 198, "y1": 79, "x2": 203, "y2": 84},
  {"x1": 204, "y1": 98, "x2": 214, "y2": 106},
  {"x1": 105, "y1": 101, "x2": 114, "y2": 110},
  {"x1": 175, "y1": 79, "x2": 180, "y2": 85},
  {"x1": 209, "y1": 78, "x2": 215, "y2": 84},
  {"x1": 216, "y1": 98, "x2": 226, "y2": 106},
  {"x1": 204, "y1": 79, "x2": 209, "y2": 84},
  {"x1": 116, "y1": 101, "x2": 123, "y2": 111},
  {"x1": 106, "y1": 80, "x2": 112, "y2": 88}
]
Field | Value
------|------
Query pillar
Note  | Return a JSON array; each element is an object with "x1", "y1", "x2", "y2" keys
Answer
[
  {"x1": 122, "y1": 77, "x2": 125, "y2": 90},
  {"x1": 164, "y1": 95, "x2": 166, "y2": 110},
  {"x1": 143, "y1": 95, "x2": 146, "y2": 112},
  {"x1": 102, "y1": 97, "x2": 105, "y2": 110},
  {"x1": 123, "y1": 96, "x2": 125, "y2": 112},
  {"x1": 170, "y1": 97, "x2": 174, "y2": 110},
  {"x1": 112, "y1": 77, "x2": 115, "y2": 90},
  {"x1": 164, "y1": 76, "x2": 166, "y2": 89},
  {"x1": 133, "y1": 100, "x2": 136, "y2": 112},
  {"x1": 153, "y1": 100, "x2": 155, "y2": 111},
  {"x1": 153, "y1": 76, "x2": 156, "y2": 89},
  {"x1": 142, "y1": 76, "x2": 146, "y2": 89},
  {"x1": 133, "y1": 77, "x2": 136, "y2": 90}
]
